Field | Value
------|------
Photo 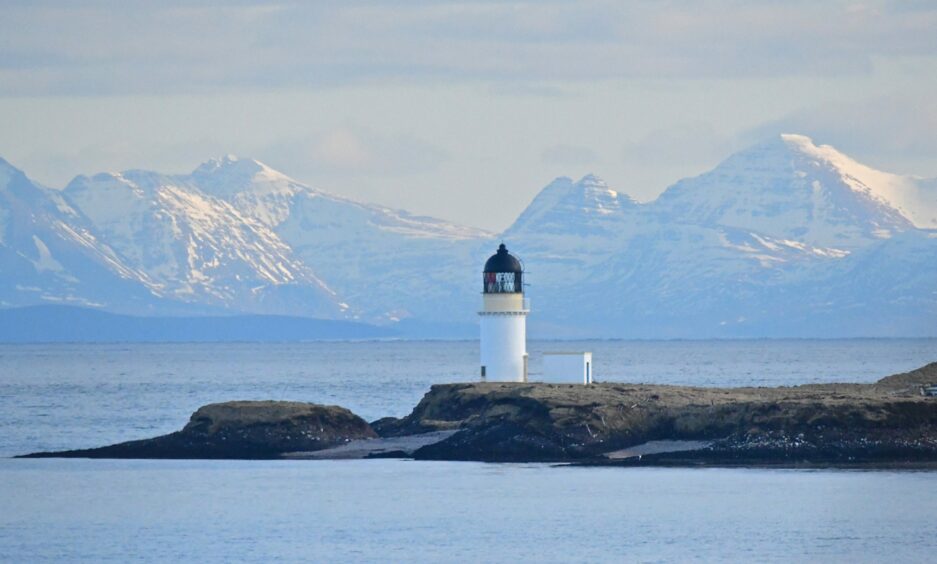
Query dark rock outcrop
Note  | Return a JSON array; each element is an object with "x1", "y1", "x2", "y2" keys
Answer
[
  {"x1": 403, "y1": 362, "x2": 937, "y2": 463},
  {"x1": 18, "y1": 363, "x2": 937, "y2": 465},
  {"x1": 21, "y1": 401, "x2": 376, "y2": 459}
]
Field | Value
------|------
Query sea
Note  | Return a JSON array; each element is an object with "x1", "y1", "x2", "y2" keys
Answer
[{"x1": 1, "y1": 339, "x2": 936, "y2": 562}]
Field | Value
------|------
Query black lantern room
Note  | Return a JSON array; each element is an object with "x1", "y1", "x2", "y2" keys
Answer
[{"x1": 483, "y1": 243, "x2": 523, "y2": 294}]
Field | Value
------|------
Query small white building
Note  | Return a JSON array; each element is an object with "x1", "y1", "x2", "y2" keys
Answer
[{"x1": 541, "y1": 352, "x2": 593, "y2": 384}]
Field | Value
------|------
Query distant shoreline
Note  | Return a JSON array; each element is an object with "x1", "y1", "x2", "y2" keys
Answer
[{"x1": 3, "y1": 305, "x2": 937, "y2": 343}]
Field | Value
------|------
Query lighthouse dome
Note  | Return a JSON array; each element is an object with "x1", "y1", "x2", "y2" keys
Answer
[{"x1": 484, "y1": 243, "x2": 523, "y2": 273}]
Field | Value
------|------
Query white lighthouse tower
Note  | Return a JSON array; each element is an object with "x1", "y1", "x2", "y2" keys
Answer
[{"x1": 479, "y1": 243, "x2": 529, "y2": 382}]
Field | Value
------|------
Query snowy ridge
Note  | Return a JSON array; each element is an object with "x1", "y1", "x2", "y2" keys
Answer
[
  {"x1": 779, "y1": 134, "x2": 937, "y2": 229},
  {"x1": 63, "y1": 168, "x2": 342, "y2": 317},
  {"x1": 0, "y1": 134, "x2": 934, "y2": 337},
  {"x1": 499, "y1": 134, "x2": 935, "y2": 336},
  {"x1": 185, "y1": 156, "x2": 494, "y2": 322},
  {"x1": 0, "y1": 159, "x2": 163, "y2": 311},
  {"x1": 192, "y1": 155, "x2": 491, "y2": 241},
  {"x1": 507, "y1": 174, "x2": 636, "y2": 237},
  {"x1": 651, "y1": 134, "x2": 920, "y2": 250}
]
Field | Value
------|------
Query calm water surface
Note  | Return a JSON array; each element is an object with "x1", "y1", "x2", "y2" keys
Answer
[{"x1": 1, "y1": 340, "x2": 935, "y2": 562}]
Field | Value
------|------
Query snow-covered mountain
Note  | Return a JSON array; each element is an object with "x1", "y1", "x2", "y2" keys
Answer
[
  {"x1": 651, "y1": 134, "x2": 926, "y2": 250},
  {"x1": 63, "y1": 167, "x2": 343, "y2": 318},
  {"x1": 0, "y1": 134, "x2": 934, "y2": 337},
  {"x1": 0, "y1": 158, "x2": 165, "y2": 312},
  {"x1": 188, "y1": 155, "x2": 492, "y2": 324},
  {"x1": 502, "y1": 134, "x2": 936, "y2": 337},
  {"x1": 3, "y1": 153, "x2": 494, "y2": 325}
]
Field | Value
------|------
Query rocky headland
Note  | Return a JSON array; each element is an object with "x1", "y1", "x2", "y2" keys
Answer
[
  {"x1": 21, "y1": 401, "x2": 376, "y2": 459},
  {"x1": 19, "y1": 362, "x2": 937, "y2": 467}
]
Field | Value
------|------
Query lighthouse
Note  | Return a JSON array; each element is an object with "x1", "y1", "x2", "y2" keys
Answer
[{"x1": 479, "y1": 243, "x2": 529, "y2": 382}]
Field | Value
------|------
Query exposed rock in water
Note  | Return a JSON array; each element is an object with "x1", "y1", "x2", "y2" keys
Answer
[
  {"x1": 18, "y1": 362, "x2": 937, "y2": 465},
  {"x1": 20, "y1": 401, "x2": 376, "y2": 459},
  {"x1": 394, "y1": 362, "x2": 937, "y2": 463}
]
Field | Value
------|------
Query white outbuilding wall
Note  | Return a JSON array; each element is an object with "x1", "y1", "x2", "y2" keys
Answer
[{"x1": 541, "y1": 352, "x2": 593, "y2": 384}]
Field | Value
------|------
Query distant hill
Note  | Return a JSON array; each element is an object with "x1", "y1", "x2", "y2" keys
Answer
[{"x1": 0, "y1": 305, "x2": 396, "y2": 343}]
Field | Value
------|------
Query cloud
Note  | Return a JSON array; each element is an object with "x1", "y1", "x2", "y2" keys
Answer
[{"x1": 2, "y1": 1, "x2": 937, "y2": 96}]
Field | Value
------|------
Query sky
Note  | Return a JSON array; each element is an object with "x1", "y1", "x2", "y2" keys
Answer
[{"x1": 1, "y1": 0, "x2": 936, "y2": 232}]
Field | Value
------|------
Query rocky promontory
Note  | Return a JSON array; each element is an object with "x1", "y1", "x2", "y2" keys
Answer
[
  {"x1": 375, "y1": 362, "x2": 937, "y2": 465},
  {"x1": 21, "y1": 401, "x2": 376, "y2": 459},
  {"x1": 19, "y1": 363, "x2": 937, "y2": 466}
]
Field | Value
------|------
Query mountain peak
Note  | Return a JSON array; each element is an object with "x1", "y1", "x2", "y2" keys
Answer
[
  {"x1": 193, "y1": 154, "x2": 270, "y2": 177},
  {"x1": 776, "y1": 133, "x2": 855, "y2": 165},
  {"x1": 190, "y1": 155, "x2": 298, "y2": 200},
  {"x1": 575, "y1": 173, "x2": 626, "y2": 203},
  {"x1": 505, "y1": 174, "x2": 636, "y2": 236},
  {"x1": 0, "y1": 156, "x2": 31, "y2": 183},
  {"x1": 778, "y1": 132, "x2": 816, "y2": 149},
  {"x1": 754, "y1": 133, "x2": 875, "y2": 175},
  {"x1": 768, "y1": 134, "x2": 936, "y2": 229},
  {"x1": 0, "y1": 157, "x2": 57, "y2": 206},
  {"x1": 578, "y1": 173, "x2": 606, "y2": 185},
  {"x1": 652, "y1": 133, "x2": 929, "y2": 247}
]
